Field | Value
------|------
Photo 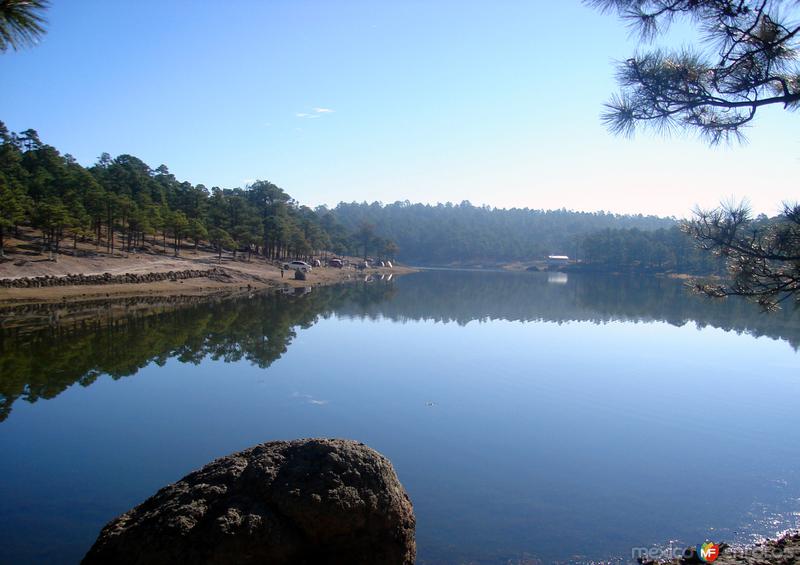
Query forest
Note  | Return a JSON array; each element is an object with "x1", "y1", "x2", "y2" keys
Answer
[
  {"x1": 0, "y1": 122, "x2": 374, "y2": 262},
  {"x1": 576, "y1": 226, "x2": 724, "y2": 274},
  {"x1": 330, "y1": 200, "x2": 677, "y2": 265},
  {"x1": 2, "y1": 121, "x2": 723, "y2": 273}
]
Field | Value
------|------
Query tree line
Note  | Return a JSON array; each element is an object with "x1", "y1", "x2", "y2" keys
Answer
[
  {"x1": 0, "y1": 122, "x2": 394, "y2": 262},
  {"x1": 3, "y1": 121, "x2": 794, "y2": 306},
  {"x1": 2, "y1": 121, "x2": 690, "y2": 268},
  {"x1": 577, "y1": 225, "x2": 724, "y2": 274},
  {"x1": 330, "y1": 200, "x2": 677, "y2": 265}
]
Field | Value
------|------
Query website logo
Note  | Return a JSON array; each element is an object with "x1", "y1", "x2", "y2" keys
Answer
[{"x1": 697, "y1": 541, "x2": 720, "y2": 562}]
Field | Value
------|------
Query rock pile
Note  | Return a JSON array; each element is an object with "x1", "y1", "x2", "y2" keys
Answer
[{"x1": 0, "y1": 268, "x2": 230, "y2": 288}]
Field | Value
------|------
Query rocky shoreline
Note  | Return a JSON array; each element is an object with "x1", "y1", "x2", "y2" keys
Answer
[
  {"x1": 0, "y1": 261, "x2": 415, "y2": 305},
  {"x1": 640, "y1": 532, "x2": 800, "y2": 564},
  {"x1": 0, "y1": 267, "x2": 232, "y2": 288}
]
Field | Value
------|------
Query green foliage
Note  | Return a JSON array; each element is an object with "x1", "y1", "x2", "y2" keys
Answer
[
  {"x1": 589, "y1": 0, "x2": 800, "y2": 144},
  {"x1": 0, "y1": 173, "x2": 27, "y2": 255},
  {"x1": 356, "y1": 222, "x2": 376, "y2": 260},
  {"x1": 331, "y1": 201, "x2": 675, "y2": 264},
  {"x1": 687, "y1": 202, "x2": 800, "y2": 310},
  {"x1": 0, "y1": 178, "x2": 26, "y2": 229},
  {"x1": 187, "y1": 218, "x2": 208, "y2": 249},
  {"x1": 208, "y1": 227, "x2": 235, "y2": 261},
  {"x1": 1, "y1": 122, "x2": 700, "y2": 271},
  {"x1": 166, "y1": 210, "x2": 189, "y2": 255},
  {"x1": 579, "y1": 225, "x2": 722, "y2": 274},
  {"x1": 33, "y1": 198, "x2": 71, "y2": 258},
  {"x1": 0, "y1": 122, "x2": 370, "y2": 262},
  {"x1": 0, "y1": 0, "x2": 48, "y2": 53},
  {"x1": 591, "y1": 3, "x2": 800, "y2": 308}
]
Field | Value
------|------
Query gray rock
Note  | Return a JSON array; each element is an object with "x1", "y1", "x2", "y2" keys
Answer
[
  {"x1": 82, "y1": 438, "x2": 415, "y2": 565},
  {"x1": 0, "y1": 268, "x2": 226, "y2": 288}
]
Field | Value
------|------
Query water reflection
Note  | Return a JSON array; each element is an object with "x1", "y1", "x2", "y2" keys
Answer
[
  {"x1": 1, "y1": 270, "x2": 799, "y2": 564},
  {"x1": 1, "y1": 270, "x2": 798, "y2": 423},
  {"x1": 346, "y1": 270, "x2": 800, "y2": 346},
  {"x1": 0, "y1": 284, "x2": 395, "y2": 422}
]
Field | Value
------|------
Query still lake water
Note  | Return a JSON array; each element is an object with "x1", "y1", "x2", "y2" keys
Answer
[{"x1": 1, "y1": 270, "x2": 799, "y2": 564}]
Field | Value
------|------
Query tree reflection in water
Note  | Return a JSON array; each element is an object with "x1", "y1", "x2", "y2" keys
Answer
[{"x1": 1, "y1": 271, "x2": 797, "y2": 422}]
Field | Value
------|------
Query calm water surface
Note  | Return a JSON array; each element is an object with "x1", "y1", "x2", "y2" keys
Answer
[{"x1": 1, "y1": 270, "x2": 799, "y2": 564}]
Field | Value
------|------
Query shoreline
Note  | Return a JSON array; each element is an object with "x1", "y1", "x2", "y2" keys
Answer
[
  {"x1": 640, "y1": 531, "x2": 800, "y2": 564},
  {"x1": 410, "y1": 263, "x2": 711, "y2": 280},
  {"x1": 0, "y1": 250, "x2": 416, "y2": 306}
]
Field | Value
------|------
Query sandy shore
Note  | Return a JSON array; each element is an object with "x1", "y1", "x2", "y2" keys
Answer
[{"x1": 0, "y1": 239, "x2": 414, "y2": 305}]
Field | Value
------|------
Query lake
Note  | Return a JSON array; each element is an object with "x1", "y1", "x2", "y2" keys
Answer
[{"x1": 1, "y1": 270, "x2": 799, "y2": 564}]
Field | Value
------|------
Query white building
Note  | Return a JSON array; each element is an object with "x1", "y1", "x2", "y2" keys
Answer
[{"x1": 546, "y1": 255, "x2": 569, "y2": 268}]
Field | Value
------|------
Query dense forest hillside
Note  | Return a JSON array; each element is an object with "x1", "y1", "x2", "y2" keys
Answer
[
  {"x1": 2, "y1": 121, "x2": 720, "y2": 272},
  {"x1": 577, "y1": 226, "x2": 724, "y2": 274},
  {"x1": 330, "y1": 201, "x2": 677, "y2": 265},
  {"x1": 0, "y1": 122, "x2": 364, "y2": 262}
]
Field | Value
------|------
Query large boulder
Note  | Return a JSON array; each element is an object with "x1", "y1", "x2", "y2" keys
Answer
[{"x1": 82, "y1": 439, "x2": 415, "y2": 565}]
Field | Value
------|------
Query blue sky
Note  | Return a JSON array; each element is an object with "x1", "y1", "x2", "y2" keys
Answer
[{"x1": 1, "y1": 1, "x2": 797, "y2": 217}]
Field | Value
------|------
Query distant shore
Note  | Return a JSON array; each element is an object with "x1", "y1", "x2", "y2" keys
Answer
[
  {"x1": 0, "y1": 243, "x2": 414, "y2": 306},
  {"x1": 412, "y1": 261, "x2": 713, "y2": 280}
]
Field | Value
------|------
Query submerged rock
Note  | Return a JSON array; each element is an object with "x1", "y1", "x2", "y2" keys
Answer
[{"x1": 82, "y1": 438, "x2": 415, "y2": 565}]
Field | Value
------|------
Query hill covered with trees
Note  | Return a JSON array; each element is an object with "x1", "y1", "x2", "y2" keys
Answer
[
  {"x1": 329, "y1": 200, "x2": 677, "y2": 265},
  {"x1": 577, "y1": 226, "x2": 724, "y2": 274},
  {"x1": 2, "y1": 120, "x2": 724, "y2": 274},
  {"x1": 0, "y1": 122, "x2": 362, "y2": 262}
]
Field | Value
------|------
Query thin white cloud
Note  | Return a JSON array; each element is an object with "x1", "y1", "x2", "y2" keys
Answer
[{"x1": 295, "y1": 107, "x2": 335, "y2": 119}]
